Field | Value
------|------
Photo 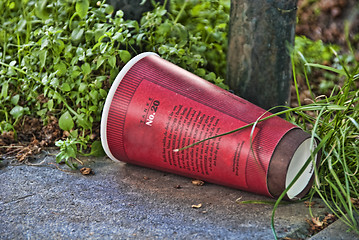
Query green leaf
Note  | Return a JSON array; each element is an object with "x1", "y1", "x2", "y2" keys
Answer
[
  {"x1": 56, "y1": 151, "x2": 65, "y2": 163},
  {"x1": 89, "y1": 105, "x2": 98, "y2": 112},
  {"x1": 0, "y1": 81, "x2": 8, "y2": 99},
  {"x1": 89, "y1": 89, "x2": 99, "y2": 100},
  {"x1": 10, "y1": 105, "x2": 24, "y2": 119},
  {"x1": 76, "y1": 47, "x2": 86, "y2": 61},
  {"x1": 113, "y1": 32, "x2": 124, "y2": 41},
  {"x1": 305, "y1": 63, "x2": 346, "y2": 75},
  {"x1": 158, "y1": 9, "x2": 167, "y2": 16},
  {"x1": 78, "y1": 82, "x2": 87, "y2": 93},
  {"x1": 99, "y1": 42, "x2": 108, "y2": 54},
  {"x1": 157, "y1": 22, "x2": 171, "y2": 35},
  {"x1": 93, "y1": 9, "x2": 106, "y2": 22},
  {"x1": 8, "y1": 1, "x2": 15, "y2": 9},
  {"x1": 71, "y1": 70, "x2": 81, "y2": 78},
  {"x1": 96, "y1": 56, "x2": 106, "y2": 69},
  {"x1": 39, "y1": 50, "x2": 47, "y2": 69},
  {"x1": 47, "y1": 99, "x2": 54, "y2": 111},
  {"x1": 108, "y1": 55, "x2": 116, "y2": 68},
  {"x1": 94, "y1": 28, "x2": 106, "y2": 42},
  {"x1": 66, "y1": 145, "x2": 77, "y2": 158},
  {"x1": 347, "y1": 116, "x2": 359, "y2": 131},
  {"x1": 76, "y1": 0, "x2": 89, "y2": 19},
  {"x1": 99, "y1": 89, "x2": 107, "y2": 98},
  {"x1": 76, "y1": 114, "x2": 91, "y2": 129},
  {"x1": 37, "y1": 108, "x2": 47, "y2": 117},
  {"x1": 105, "y1": 4, "x2": 114, "y2": 14},
  {"x1": 35, "y1": 0, "x2": 50, "y2": 20},
  {"x1": 81, "y1": 62, "x2": 91, "y2": 75},
  {"x1": 11, "y1": 94, "x2": 20, "y2": 105},
  {"x1": 55, "y1": 62, "x2": 67, "y2": 76},
  {"x1": 88, "y1": 140, "x2": 106, "y2": 157},
  {"x1": 59, "y1": 111, "x2": 74, "y2": 131},
  {"x1": 70, "y1": 129, "x2": 78, "y2": 138},
  {"x1": 85, "y1": 30, "x2": 94, "y2": 42},
  {"x1": 158, "y1": 46, "x2": 167, "y2": 55},
  {"x1": 71, "y1": 27, "x2": 84, "y2": 43},
  {"x1": 205, "y1": 72, "x2": 216, "y2": 82},
  {"x1": 53, "y1": 39, "x2": 65, "y2": 54},
  {"x1": 61, "y1": 83, "x2": 71, "y2": 92},
  {"x1": 119, "y1": 50, "x2": 131, "y2": 63},
  {"x1": 50, "y1": 78, "x2": 60, "y2": 88}
]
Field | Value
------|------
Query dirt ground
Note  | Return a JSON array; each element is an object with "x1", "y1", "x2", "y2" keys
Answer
[
  {"x1": 296, "y1": 0, "x2": 359, "y2": 49},
  {"x1": 291, "y1": 0, "x2": 359, "y2": 106}
]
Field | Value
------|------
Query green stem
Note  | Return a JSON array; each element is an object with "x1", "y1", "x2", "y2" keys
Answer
[
  {"x1": 162, "y1": 0, "x2": 168, "y2": 10},
  {"x1": 174, "y1": 0, "x2": 188, "y2": 24},
  {"x1": 291, "y1": 52, "x2": 301, "y2": 107},
  {"x1": 174, "y1": 104, "x2": 346, "y2": 152}
]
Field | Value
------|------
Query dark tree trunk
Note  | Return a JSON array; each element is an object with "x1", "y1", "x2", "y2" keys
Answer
[{"x1": 226, "y1": 0, "x2": 298, "y2": 110}]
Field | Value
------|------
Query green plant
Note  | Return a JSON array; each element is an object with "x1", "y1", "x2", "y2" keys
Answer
[
  {"x1": 168, "y1": 0, "x2": 229, "y2": 80},
  {"x1": 292, "y1": 36, "x2": 341, "y2": 94},
  {"x1": 134, "y1": 0, "x2": 229, "y2": 88},
  {"x1": 273, "y1": 51, "x2": 359, "y2": 237},
  {"x1": 1, "y1": 0, "x2": 135, "y2": 167},
  {"x1": 0, "y1": 0, "x2": 230, "y2": 168}
]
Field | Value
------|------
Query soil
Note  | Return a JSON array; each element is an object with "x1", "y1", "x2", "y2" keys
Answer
[
  {"x1": 296, "y1": 0, "x2": 359, "y2": 50},
  {"x1": 1, "y1": 0, "x2": 358, "y2": 162},
  {"x1": 0, "y1": 116, "x2": 62, "y2": 162},
  {"x1": 291, "y1": 0, "x2": 359, "y2": 107}
]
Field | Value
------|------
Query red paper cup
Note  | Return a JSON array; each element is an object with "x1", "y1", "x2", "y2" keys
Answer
[{"x1": 101, "y1": 52, "x2": 320, "y2": 199}]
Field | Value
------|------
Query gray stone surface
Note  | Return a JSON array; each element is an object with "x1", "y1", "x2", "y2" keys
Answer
[{"x1": 0, "y1": 152, "x2": 357, "y2": 239}]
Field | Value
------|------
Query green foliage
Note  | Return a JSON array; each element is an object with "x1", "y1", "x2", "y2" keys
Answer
[
  {"x1": 276, "y1": 42, "x2": 359, "y2": 236},
  {"x1": 135, "y1": 0, "x2": 229, "y2": 88},
  {"x1": 290, "y1": 60, "x2": 359, "y2": 236},
  {"x1": 55, "y1": 138, "x2": 83, "y2": 169},
  {"x1": 274, "y1": 38, "x2": 359, "y2": 237},
  {"x1": 1, "y1": 0, "x2": 128, "y2": 136},
  {"x1": 170, "y1": 0, "x2": 230, "y2": 79},
  {"x1": 292, "y1": 36, "x2": 341, "y2": 94},
  {"x1": 0, "y1": 0, "x2": 230, "y2": 165},
  {"x1": 294, "y1": 36, "x2": 337, "y2": 66}
]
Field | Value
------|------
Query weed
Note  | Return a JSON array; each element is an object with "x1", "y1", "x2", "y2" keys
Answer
[{"x1": 0, "y1": 0, "x2": 228, "y2": 167}]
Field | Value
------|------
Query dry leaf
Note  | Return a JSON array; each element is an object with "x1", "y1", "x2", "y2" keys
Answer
[
  {"x1": 80, "y1": 167, "x2": 93, "y2": 175},
  {"x1": 351, "y1": 198, "x2": 359, "y2": 208},
  {"x1": 323, "y1": 213, "x2": 337, "y2": 224},
  {"x1": 306, "y1": 213, "x2": 337, "y2": 235},
  {"x1": 191, "y1": 203, "x2": 202, "y2": 209},
  {"x1": 192, "y1": 179, "x2": 204, "y2": 186},
  {"x1": 311, "y1": 217, "x2": 323, "y2": 227},
  {"x1": 304, "y1": 201, "x2": 316, "y2": 207},
  {"x1": 235, "y1": 197, "x2": 243, "y2": 203}
]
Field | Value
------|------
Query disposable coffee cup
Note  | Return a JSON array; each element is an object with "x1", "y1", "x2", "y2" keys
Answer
[{"x1": 101, "y1": 52, "x2": 320, "y2": 200}]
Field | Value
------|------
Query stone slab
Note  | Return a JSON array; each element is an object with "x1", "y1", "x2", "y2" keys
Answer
[{"x1": 0, "y1": 152, "x2": 349, "y2": 239}]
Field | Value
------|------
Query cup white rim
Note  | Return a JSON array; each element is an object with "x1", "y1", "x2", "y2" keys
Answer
[{"x1": 285, "y1": 138, "x2": 317, "y2": 199}]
